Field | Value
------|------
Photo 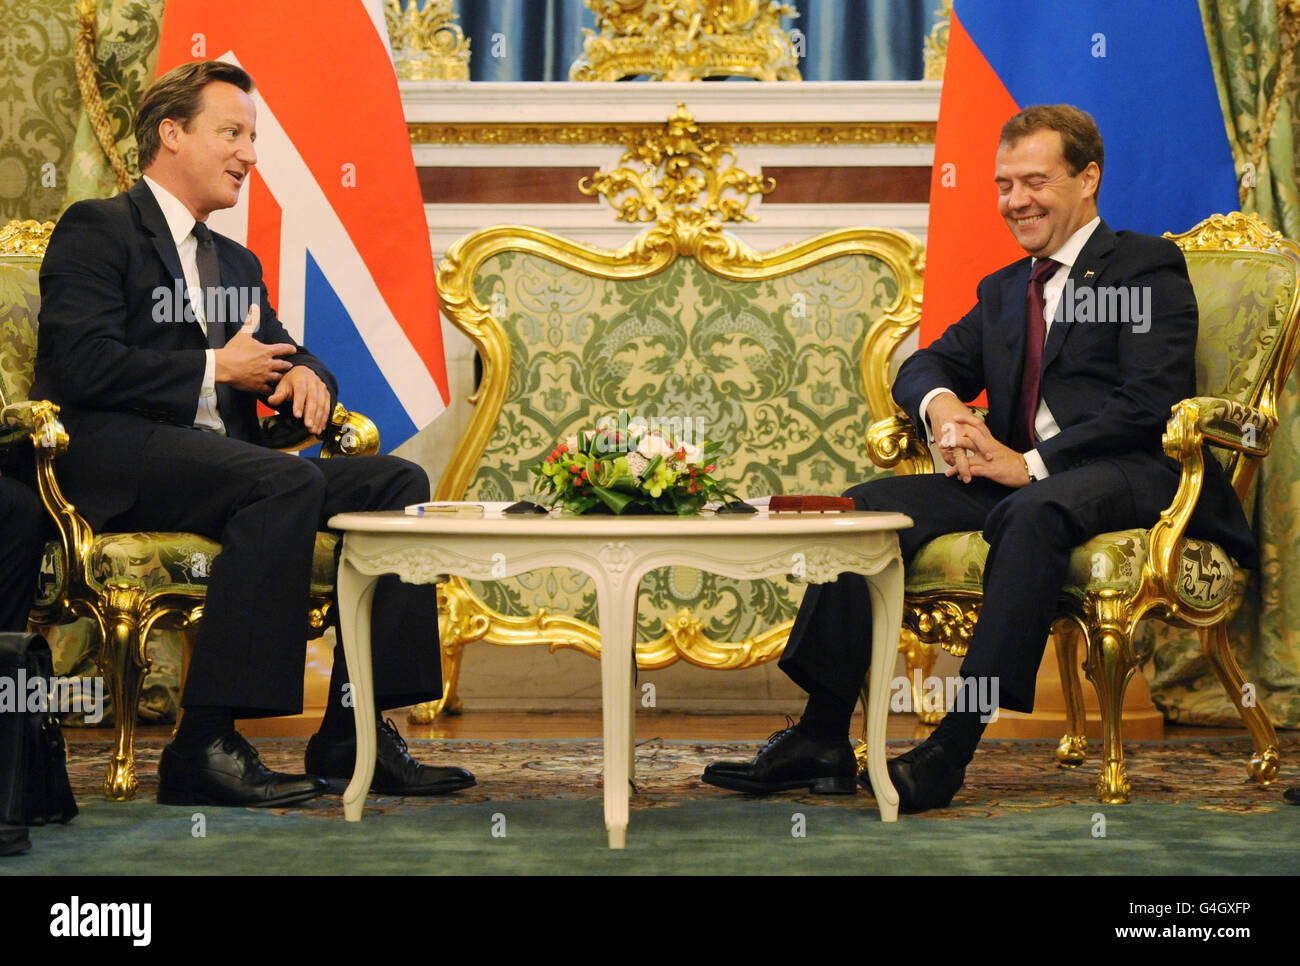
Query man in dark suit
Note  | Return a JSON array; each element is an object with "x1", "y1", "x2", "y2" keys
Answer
[
  {"x1": 703, "y1": 104, "x2": 1256, "y2": 811},
  {"x1": 0, "y1": 474, "x2": 44, "y2": 855},
  {"x1": 32, "y1": 60, "x2": 473, "y2": 806}
]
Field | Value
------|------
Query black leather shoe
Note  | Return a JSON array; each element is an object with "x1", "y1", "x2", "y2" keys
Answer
[
  {"x1": 305, "y1": 718, "x2": 476, "y2": 796},
  {"x1": 860, "y1": 739, "x2": 965, "y2": 813},
  {"x1": 702, "y1": 725, "x2": 857, "y2": 795},
  {"x1": 1284, "y1": 786, "x2": 1300, "y2": 805},
  {"x1": 0, "y1": 824, "x2": 30, "y2": 857},
  {"x1": 158, "y1": 732, "x2": 327, "y2": 807}
]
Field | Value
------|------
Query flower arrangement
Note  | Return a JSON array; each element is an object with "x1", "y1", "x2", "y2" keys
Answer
[{"x1": 530, "y1": 418, "x2": 735, "y2": 515}]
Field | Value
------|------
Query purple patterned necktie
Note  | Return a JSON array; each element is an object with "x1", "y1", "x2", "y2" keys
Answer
[{"x1": 1013, "y1": 257, "x2": 1060, "y2": 452}]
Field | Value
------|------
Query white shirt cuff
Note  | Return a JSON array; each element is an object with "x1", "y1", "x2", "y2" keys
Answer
[
  {"x1": 202, "y1": 348, "x2": 216, "y2": 399},
  {"x1": 917, "y1": 387, "x2": 957, "y2": 443},
  {"x1": 1024, "y1": 448, "x2": 1050, "y2": 481}
]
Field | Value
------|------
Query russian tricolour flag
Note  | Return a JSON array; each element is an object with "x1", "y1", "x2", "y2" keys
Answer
[
  {"x1": 157, "y1": 0, "x2": 448, "y2": 449},
  {"x1": 922, "y1": 0, "x2": 1239, "y2": 345}
]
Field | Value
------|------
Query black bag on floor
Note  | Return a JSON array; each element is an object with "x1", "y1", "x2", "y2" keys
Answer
[{"x1": 0, "y1": 632, "x2": 78, "y2": 825}]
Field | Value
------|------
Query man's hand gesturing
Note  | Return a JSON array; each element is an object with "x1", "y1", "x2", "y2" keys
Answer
[
  {"x1": 213, "y1": 304, "x2": 296, "y2": 393},
  {"x1": 927, "y1": 391, "x2": 1030, "y2": 488}
]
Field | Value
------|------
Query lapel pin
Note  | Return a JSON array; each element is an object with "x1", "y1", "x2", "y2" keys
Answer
[{"x1": 1083, "y1": 270, "x2": 1096, "y2": 280}]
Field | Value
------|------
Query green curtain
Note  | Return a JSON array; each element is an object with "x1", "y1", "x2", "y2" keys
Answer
[
  {"x1": 1145, "y1": 1, "x2": 1300, "y2": 729},
  {"x1": 60, "y1": 0, "x2": 163, "y2": 210},
  {"x1": 0, "y1": 0, "x2": 80, "y2": 223}
]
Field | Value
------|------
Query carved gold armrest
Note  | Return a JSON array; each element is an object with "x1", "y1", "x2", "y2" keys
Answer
[
  {"x1": 320, "y1": 403, "x2": 380, "y2": 458},
  {"x1": 1, "y1": 400, "x2": 68, "y2": 454},
  {"x1": 1181, "y1": 396, "x2": 1273, "y2": 456},
  {"x1": 259, "y1": 403, "x2": 381, "y2": 458},
  {"x1": 2, "y1": 400, "x2": 95, "y2": 610},
  {"x1": 1147, "y1": 396, "x2": 1271, "y2": 603},
  {"x1": 866, "y1": 414, "x2": 933, "y2": 475}
]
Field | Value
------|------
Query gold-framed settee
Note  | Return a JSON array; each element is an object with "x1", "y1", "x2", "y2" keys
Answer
[{"x1": 419, "y1": 104, "x2": 927, "y2": 721}]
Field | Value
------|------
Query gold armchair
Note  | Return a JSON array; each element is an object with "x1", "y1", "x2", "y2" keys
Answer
[
  {"x1": 0, "y1": 218, "x2": 380, "y2": 801},
  {"x1": 865, "y1": 212, "x2": 1298, "y2": 802}
]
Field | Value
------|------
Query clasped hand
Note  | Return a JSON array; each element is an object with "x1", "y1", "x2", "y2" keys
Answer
[
  {"x1": 213, "y1": 304, "x2": 331, "y2": 436},
  {"x1": 926, "y1": 392, "x2": 1030, "y2": 488}
]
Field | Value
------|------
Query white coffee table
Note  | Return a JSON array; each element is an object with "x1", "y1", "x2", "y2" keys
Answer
[{"x1": 328, "y1": 507, "x2": 912, "y2": 847}]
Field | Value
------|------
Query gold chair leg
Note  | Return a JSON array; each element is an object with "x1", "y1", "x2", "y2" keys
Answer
[
  {"x1": 96, "y1": 583, "x2": 151, "y2": 801},
  {"x1": 1082, "y1": 617, "x2": 1136, "y2": 804},
  {"x1": 1199, "y1": 620, "x2": 1280, "y2": 785},
  {"x1": 854, "y1": 679, "x2": 871, "y2": 771},
  {"x1": 902, "y1": 628, "x2": 943, "y2": 725},
  {"x1": 172, "y1": 625, "x2": 196, "y2": 738},
  {"x1": 408, "y1": 600, "x2": 468, "y2": 723},
  {"x1": 1054, "y1": 622, "x2": 1088, "y2": 767}
]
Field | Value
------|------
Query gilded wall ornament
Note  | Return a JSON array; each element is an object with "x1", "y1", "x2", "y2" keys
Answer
[
  {"x1": 570, "y1": 0, "x2": 802, "y2": 82},
  {"x1": 385, "y1": 0, "x2": 471, "y2": 81},
  {"x1": 578, "y1": 103, "x2": 774, "y2": 255}
]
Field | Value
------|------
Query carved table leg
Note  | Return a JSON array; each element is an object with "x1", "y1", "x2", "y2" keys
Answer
[
  {"x1": 594, "y1": 570, "x2": 637, "y2": 849},
  {"x1": 337, "y1": 556, "x2": 379, "y2": 822},
  {"x1": 864, "y1": 556, "x2": 903, "y2": 822}
]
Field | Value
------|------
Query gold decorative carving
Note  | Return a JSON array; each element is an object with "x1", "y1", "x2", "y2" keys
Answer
[
  {"x1": 1165, "y1": 211, "x2": 1286, "y2": 252},
  {"x1": 571, "y1": 0, "x2": 801, "y2": 82},
  {"x1": 865, "y1": 413, "x2": 933, "y2": 476},
  {"x1": 922, "y1": 1, "x2": 952, "y2": 81},
  {"x1": 0, "y1": 219, "x2": 54, "y2": 256},
  {"x1": 385, "y1": 0, "x2": 471, "y2": 81},
  {"x1": 322, "y1": 404, "x2": 381, "y2": 458},
  {"x1": 904, "y1": 597, "x2": 980, "y2": 658},
  {"x1": 580, "y1": 103, "x2": 773, "y2": 237},
  {"x1": 407, "y1": 121, "x2": 936, "y2": 146}
]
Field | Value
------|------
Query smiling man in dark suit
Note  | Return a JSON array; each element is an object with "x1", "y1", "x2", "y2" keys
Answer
[
  {"x1": 33, "y1": 61, "x2": 473, "y2": 806},
  {"x1": 703, "y1": 104, "x2": 1256, "y2": 812}
]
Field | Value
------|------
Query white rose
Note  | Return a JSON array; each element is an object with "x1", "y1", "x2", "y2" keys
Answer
[
  {"x1": 636, "y1": 433, "x2": 675, "y2": 459},
  {"x1": 679, "y1": 442, "x2": 703, "y2": 464}
]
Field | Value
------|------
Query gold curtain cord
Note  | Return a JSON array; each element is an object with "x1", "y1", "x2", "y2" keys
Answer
[
  {"x1": 1240, "y1": 0, "x2": 1300, "y2": 205},
  {"x1": 73, "y1": 0, "x2": 134, "y2": 194}
]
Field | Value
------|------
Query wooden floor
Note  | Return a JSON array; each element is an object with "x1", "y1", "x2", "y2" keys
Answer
[{"x1": 63, "y1": 710, "x2": 1248, "y2": 744}]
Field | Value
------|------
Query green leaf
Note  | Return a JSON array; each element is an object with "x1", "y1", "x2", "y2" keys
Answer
[{"x1": 591, "y1": 483, "x2": 637, "y2": 514}]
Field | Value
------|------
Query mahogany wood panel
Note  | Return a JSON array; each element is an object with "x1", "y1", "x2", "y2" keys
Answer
[{"x1": 419, "y1": 167, "x2": 600, "y2": 204}]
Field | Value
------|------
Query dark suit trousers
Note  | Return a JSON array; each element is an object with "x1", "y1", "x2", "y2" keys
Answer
[
  {"x1": 104, "y1": 424, "x2": 442, "y2": 717},
  {"x1": 778, "y1": 454, "x2": 1184, "y2": 714},
  {"x1": 0, "y1": 477, "x2": 45, "y2": 633}
]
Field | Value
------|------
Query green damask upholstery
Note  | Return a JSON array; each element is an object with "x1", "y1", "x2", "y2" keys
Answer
[
  {"x1": 0, "y1": 257, "x2": 41, "y2": 407},
  {"x1": 460, "y1": 250, "x2": 897, "y2": 643},
  {"x1": 35, "y1": 532, "x2": 340, "y2": 605},
  {"x1": 907, "y1": 529, "x2": 1235, "y2": 611},
  {"x1": 1184, "y1": 251, "x2": 1297, "y2": 471}
]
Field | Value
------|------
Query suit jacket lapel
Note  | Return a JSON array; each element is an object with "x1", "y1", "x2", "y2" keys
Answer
[
  {"x1": 129, "y1": 180, "x2": 187, "y2": 290},
  {"x1": 1042, "y1": 220, "x2": 1117, "y2": 371}
]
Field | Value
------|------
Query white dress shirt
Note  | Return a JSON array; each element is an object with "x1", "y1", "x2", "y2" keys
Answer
[
  {"x1": 141, "y1": 175, "x2": 225, "y2": 435},
  {"x1": 919, "y1": 216, "x2": 1102, "y2": 480}
]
